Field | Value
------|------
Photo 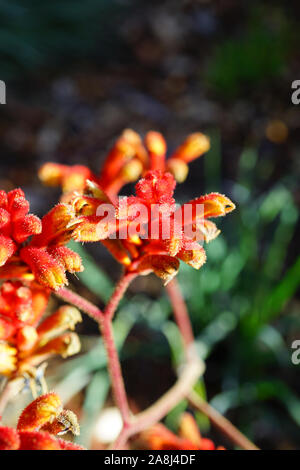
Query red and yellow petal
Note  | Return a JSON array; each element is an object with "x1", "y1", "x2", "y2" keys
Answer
[
  {"x1": 17, "y1": 393, "x2": 62, "y2": 432},
  {"x1": 177, "y1": 240, "x2": 206, "y2": 270},
  {"x1": 0, "y1": 342, "x2": 17, "y2": 376},
  {"x1": 181, "y1": 193, "x2": 235, "y2": 223},
  {"x1": 20, "y1": 247, "x2": 68, "y2": 291},
  {"x1": 136, "y1": 254, "x2": 180, "y2": 285},
  {"x1": 37, "y1": 305, "x2": 82, "y2": 342},
  {"x1": 47, "y1": 246, "x2": 83, "y2": 273}
]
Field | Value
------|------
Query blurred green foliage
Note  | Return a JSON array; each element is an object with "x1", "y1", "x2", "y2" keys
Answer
[
  {"x1": 0, "y1": 0, "x2": 130, "y2": 79},
  {"x1": 206, "y1": 6, "x2": 291, "y2": 98}
]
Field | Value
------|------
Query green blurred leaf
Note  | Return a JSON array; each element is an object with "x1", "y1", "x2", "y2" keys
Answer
[{"x1": 68, "y1": 241, "x2": 113, "y2": 302}]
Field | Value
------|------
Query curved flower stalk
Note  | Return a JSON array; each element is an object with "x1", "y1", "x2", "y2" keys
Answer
[{"x1": 0, "y1": 392, "x2": 84, "y2": 450}]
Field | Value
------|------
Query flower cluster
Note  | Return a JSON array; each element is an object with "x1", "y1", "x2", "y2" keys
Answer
[
  {"x1": 40, "y1": 129, "x2": 235, "y2": 284},
  {"x1": 68, "y1": 170, "x2": 234, "y2": 284},
  {"x1": 0, "y1": 189, "x2": 83, "y2": 291},
  {"x1": 141, "y1": 413, "x2": 225, "y2": 451},
  {"x1": 0, "y1": 392, "x2": 84, "y2": 450},
  {"x1": 0, "y1": 280, "x2": 81, "y2": 378}
]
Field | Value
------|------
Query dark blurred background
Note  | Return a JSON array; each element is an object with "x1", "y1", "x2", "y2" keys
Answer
[{"x1": 0, "y1": 0, "x2": 300, "y2": 450}]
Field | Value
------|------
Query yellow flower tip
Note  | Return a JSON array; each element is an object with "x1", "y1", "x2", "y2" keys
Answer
[
  {"x1": 129, "y1": 234, "x2": 142, "y2": 245},
  {"x1": 62, "y1": 173, "x2": 86, "y2": 193},
  {"x1": 216, "y1": 194, "x2": 236, "y2": 215},
  {"x1": 121, "y1": 158, "x2": 143, "y2": 182},
  {"x1": 178, "y1": 244, "x2": 206, "y2": 270},
  {"x1": 121, "y1": 255, "x2": 132, "y2": 266},
  {"x1": 38, "y1": 163, "x2": 64, "y2": 186},
  {"x1": 166, "y1": 158, "x2": 189, "y2": 183},
  {"x1": 145, "y1": 131, "x2": 167, "y2": 156},
  {"x1": 173, "y1": 133, "x2": 210, "y2": 163},
  {"x1": 122, "y1": 128, "x2": 143, "y2": 145},
  {"x1": 0, "y1": 342, "x2": 17, "y2": 376},
  {"x1": 37, "y1": 306, "x2": 82, "y2": 341},
  {"x1": 17, "y1": 326, "x2": 38, "y2": 352},
  {"x1": 179, "y1": 412, "x2": 202, "y2": 446},
  {"x1": 17, "y1": 392, "x2": 63, "y2": 432},
  {"x1": 138, "y1": 254, "x2": 179, "y2": 285},
  {"x1": 60, "y1": 332, "x2": 81, "y2": 358}
]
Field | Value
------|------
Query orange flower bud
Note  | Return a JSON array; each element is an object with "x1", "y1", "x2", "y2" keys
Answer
[
  {"x1": 38, "y1": 163, "x2": 66, "y2": 186},
  {"x1": 39, "y1": 163, "x2": 93, "y2": 193},
  {"x1": 179, "y1": 413, "x2": 202, "y2": 446},
  {"x1": 171, "y1": 133, "x2": 210, "y2": 163},
  {"x1": 33, "y1": 332, "x2": 81, "y2": 359},
  {"x1": 189, "y1": 193, "x2": 235, "y2": 219},
  {"x1": 178, "y1": 242, "x2": 206, "y2": 270},
  {"x1": 0, "y1": 342, "x2": 17, "y2": 375},
  {"x1": 17, "y1": 392, "x2": 62, "y2": 432},
  {"x1": 166, "y1": 158, "x2": 189, "y2": 183},
  {"x1": 121, "y1": 158, "x2": 143, "y2": 183},
  {"x1": 37, "y1": 306, "x2": 82, "y2": 342},
  {"x1": 145, "y1": 131, "x2": 167, "y2": 172},
  {"x1": 20, "y1": 247, "x2": 68, "y2": 291},
  {"x1": 62, "y1": 166, "x2": 93, "y2": 194},
  {"x1": 32, "y1": 204, "x2": 76, "y2": 247},
  {"x1": 48, "y1": 246, "x2": 83, "y2": 273},
  {"x1": 17, "y1": 326, "x2": 38, "y2": 352},
  {"x1": 30, "y1": 283, "x2": 51, "y2": 326},
  {"x1": 137, "y1": 254, "x2": 179, "y2": 285}
]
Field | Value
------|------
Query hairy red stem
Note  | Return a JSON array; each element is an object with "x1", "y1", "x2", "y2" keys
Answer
[
  {"x1": 104, "y1": 272, "x2": 137, "y2": 320},
  {"x1": 56, "y1": 272, "x2": 136, "y2": 430},
  {"x1": 56, "y1": 287, "x2": 104, "y2": 322},
  {"x1": 100, "y1": 315, "x2": 131, "y2": 427}
]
